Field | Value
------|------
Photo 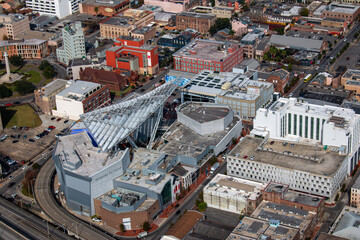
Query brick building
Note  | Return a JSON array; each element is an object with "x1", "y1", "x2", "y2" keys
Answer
[
  {"x1": 351, "y1": 175, "x2": 360, "y2": 208},
  {"x1": 79, "y1": 68, "x2": 136, "y2": 92},
  {"x1": 173, "y1": 39, "x2": 243, "y2": 73},
  {"x1": 106, "y1": 36, "x2": 159, "y2": 75},
  {"x1": 79, "y1": 0, "x2": 130, "y2": 17},
  {"x1": 34, "y1": 79, "x2": 68, "y2": 115},
  {"x1": 100, "y1": 9, "x2": 154, "y2": 39},
  {"x1": 0, "y1": 39, "x2": 47, "y2": 60},
  {"x1": 341, "y1": 69, "x2": 360, "y2": 101},
  {"x1": 176, "y1": 11, "x2": 216, "y2": 36},
  {"x1": 262, "y1": 182, "x2": 325, "y2": 222},
  {"x1": 321, "y1": 3, "x2": 360, "y2": 23},
  {"x1": 266, "y1": 69, "x2": 290, "y2": 94},
  {"x1": 130, "y1": 26, "x2": 156, "y2": 42}
]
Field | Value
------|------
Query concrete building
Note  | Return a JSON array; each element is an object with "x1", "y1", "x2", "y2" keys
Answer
[
  {"x1": 176, "y1": 12, "x2": 216, "y2": 36},
  {"x1": 34, "y1": 79, "x2": 68, "y2": 115},
  {"x1": 143, "y1": 0, "x2": 199, "y2": 13},
  {"x1": 79, "y1": 0, "x2": 130, "y2": 16},
  {"x1": 204, "y1": 174, "x2": 265, "y2": 214},
  {"x1": 0, "y1": 39, "x2": 47, "y2": 60},
  {"x1": 228, "y1": 216, "x2": 300, "y2": 240},
  {"x1": 321, "y1": 3, "x2": 360, "y2": 24},
  {"x1": 351, "y1": 176, "x2": 360, "y2": 208},
  {"x1": 211, "y1": 7, "x2": 234, "y2": 18},
  {"x1": 181, "y1": 71, "x2": 274, "y2": 121},
  {"x1": 269, "y1": 34, "x2": 327, "y2": 53},
  {"x1": 100, "y1": 9, "x2": 154, "y2": 39},
  {"x1": 240, "y1": 30, "x2": 265, "y2": 59},
  {"x1": 251, "y1": 201, "x2": 316, "y2": 239},
  {"x1": 130, "y1": 26, "x2": 156, "y2": 42},
  {"x1": 53, "y1": 80, "x2": 111, "y2": 120},
  {"x1": 263, "y1": 182, "x2": 325, "y2": 221},
  {"x1": 0, "y1": 13, "x2": 29, "y2": 40},
  {"x1": 341, "y1": 69, "x2": 360, "y2": 102},
  {"x1": 106, "y1": 36, "x2": 159, "y2": 75},
  {"x1": 332, "y1": 211, "x2": 360, "y2": 240},
  {"x1": 173, "y1": 39, "x2": 244, "y2": 74},
  {"x1": 159, "y1": 102, "x2": 242, "y2": 176},
  {"x1": 56, "y1": 21, "x2": 86, "y2": 66},
  {"x1": 25, "y1": 0, "x2": 82, "y2": 19},
  {"x1": 227, "y1": 136, "x2": 348, "y2": 201},
  {"x1": 66, "y1": 58, "x2": 104, "y2": 80},
  {"x1": 157, "y1": 33, "x2": 193, "y2": 50},
  {"x1": 53, "y1": 131, "x2": 131, "y2": 215},
  {"x1": 253, "y1": 98, "x2": 360, "y2": 175}
]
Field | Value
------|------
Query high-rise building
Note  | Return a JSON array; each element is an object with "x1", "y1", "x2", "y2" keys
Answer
[
  {"x1": 56, "y1": 21, "x2": 86, "y2": 65},
  {"x1": 0, "y1": 13, "x2": 29, "y2": 39},
  {"x1": 25, "y1": 0, "x2": 83, "y2": 19}
]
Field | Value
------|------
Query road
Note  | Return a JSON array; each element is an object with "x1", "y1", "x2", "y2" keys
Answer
[
  {"x1": 34, "y1": 158, "x2": 115, "y2": 240},
  {"x1": 291, "y1": 22, "x2": 360, "y2": 98},
  {"x1": 0, "y1": 197, "x2": 72, "y2": 240}
]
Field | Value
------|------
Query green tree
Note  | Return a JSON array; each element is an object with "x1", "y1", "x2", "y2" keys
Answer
[
  {"x1": 242, "y1": 4, "x2": 249, "y2": 11},
  {"x1": 43, "y1": 65, "x2": 56, "y2": 79},
  {"x1": 287, "y1": 63, "x2": 293, "y2": 72},
  {"x1": 209, "y1": 18, "x2": 231, "y2": 35},
  {"x1": 120, "y1": 224, "x2": 125, "y2": 233},
  {"x1": 0, "y1": 84, "x2": 12, "y2": 98},
  {"x1": 209, "y1": 0, "x2": 215, "y2": 7},
  {"x1": 94, "y1": 7, "x2": 99, "y2": 14},
  {"x1": 335, "y1": 193, "x2": 339, "y2": 202},
  {"x1": 142, "y1": 221, "x2": 151, "y2": 231},
  {"x1": 14, "y1": 80, "x2": 35, "y2": 95},
  {"x1": 198, "y1": 202, "x2": 207, "y2": 212},
  {"x1": 3, "y1": 34, "x2": 8, "y2": 40},
  {"x1": 300, "y1": 8, "x2": 309, "y2": 16},
  {"x1": 9, "y1": 55, "x2": 24, "y2": 66},
  {"x1": 32, "y1": 162, "x2": 40, "y2": 170},
  {"x1": 38, "y1": 60, "x2": 51, "y2": 71}
]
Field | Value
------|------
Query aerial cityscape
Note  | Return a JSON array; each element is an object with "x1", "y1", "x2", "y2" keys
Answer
[{"x1": 0, "y1": 0, "x2": 360, "y2": 239}]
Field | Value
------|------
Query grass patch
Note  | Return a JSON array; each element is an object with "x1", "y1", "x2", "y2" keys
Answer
[
  {"x1": 21, "y1": 185, "x2": 34, "y2": 198},
  {"x1": 21, "y1": 70, "x2": 42, "y2": 84},
  {"x1": 1, "y1": 104, "x2": 42, "y2": 128}
]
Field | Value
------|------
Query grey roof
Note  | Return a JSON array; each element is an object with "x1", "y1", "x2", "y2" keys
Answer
[
  {"x1": 80, "y1": 79, "x2": 179, "y2": 152},
  {"x1": 270, "y1": 35, "x2": 324, "y2": 52},
  {"x1": 57, "y1": 80, "x2": 100, "y2": 98},
  {"x1": 177, "y1": 11, "x2": 216, "y2": 20},
  {"x1": 333, "y1": 212, "x2": 360, "y2": 240},
  {"x1": 353, "y1": 175, "x2": 360, "y2": 190}
]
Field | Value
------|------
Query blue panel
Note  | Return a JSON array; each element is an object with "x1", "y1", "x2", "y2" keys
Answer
[
  {"x1": 165, "y1": 75, "x2": 191, "y2": 87},
  {"x1": 70, "y1": 129, "x2": 98, "y2": 147}
]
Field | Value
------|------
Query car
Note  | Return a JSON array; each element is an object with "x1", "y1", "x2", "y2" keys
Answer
[
  {"x1": 49, "y1": 126, "x2": 56, "y2": 129},
  {"x1": 176, "y1": 210, "x2": 181, "y2": 215},
  {"x1": 29, "y1": 139, "x2": 35, "y2": 142},
  {"x1": 34, "y1": 135, "x2": 40, "y2": 140},
  {"x1": 55, "y1": 133, "x2": 64, "y2": 138},
  {"x1": 150, "y1": 76, "x2": 155, "y2": 80},
  {"x1": 13, "y1": 140, "x2": 18, "y2": 143},
  {"x1": 346, "y1": 57, "x2": 350, "y2": 60},
  {"x1": 12, "y1": 126, "x2": 17, "y2": 130},
  {"x1": 23, "y1": 135, "x2": 27, "y2": 139},
  {"x1": 10, "y1": 135, "x2": 16, "y2": 139},
  {"x1": 8, "y1": 175, "x2": 13, "y2": 180},
  {"x1": 51, "y1": 117, "x2": 56, "y2": 120},
  {"x1": 17, "y1": 134, "x2": 21, "y2": 138},
  {"x1": 140, "y1": 89, "x2": 145, "y2": 92},
  {"x1": 270, "y1": 141, "x2": 275, "y2": 145},
  {"x1": 25, "y1": 127, "x2": 29, "y2": 131},
  {"x1": 56, "y1": 118, "x2": 62, "y2": 121},
  {"x1": 8, "y1": 182, "x2": 15, "y2": 188},
  {"x1": 283, "y1": 142, "x2": 288, "y2": 146},
  {"x1": 64, "y1": 120, "x2": 69, "y2": 124},
  {"x1": 243, "y1": 155, "x2": 248, "y2": 159}
]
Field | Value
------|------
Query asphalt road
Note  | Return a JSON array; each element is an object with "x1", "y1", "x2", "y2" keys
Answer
[
  {"x1": 0, "y1": 197, "x2": 72, "y2": 240},
  {"x1": 34, "y1": 158, "x2": 114, "y2": 240}
]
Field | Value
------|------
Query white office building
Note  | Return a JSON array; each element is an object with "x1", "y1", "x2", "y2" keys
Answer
[
  {"x1": 56, "y1": 21, "x2": 86, "y2": 65},
  {"x1": 253, "y1": 98, "x2": 360, "y2": 174},
  {"x1": 25, "y1": 0, "x2": 83, "y2": 19}
]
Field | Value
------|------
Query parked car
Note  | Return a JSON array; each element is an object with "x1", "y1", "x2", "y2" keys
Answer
[
  {"x1": 29, "y1": 139, "x2": 35, "y2": 142},
  {"x1": 56, "y1": 118, "x2": 62, "y2": 122},
  {"x1": 51, "y1": 117, "x2": 56, "y2": 120}
]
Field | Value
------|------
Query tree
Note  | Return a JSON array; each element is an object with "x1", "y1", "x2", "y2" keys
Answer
[
  {"x1": 39, "y1": 60, "x2": 51, "y2": 70},
  {"x1": 9, "y1": 55, "x2": 24, "y2": 66},
  {"x1": 94, "y1": 6, "x2": 99, "y2": 14},
  {"x1": 0, "y1": 84, "x2": 12, "y2": 98},
  {"x1": 120, "y1": 224, "x2": 125, "y2": 233},
  {"x1": 198, "y1": 202, "x2": 207, "y2": 212},
  {"x1": 341, "y1": 184, "x2": 346, "y2": 192},
  {"x1": 287, "y1": 63, "x2": 293, "y2": 72},
  {"x1": 209, "y1": 0, "x2": 215, "y2": 7},
  {"x1": 335, "y1": 193, "x2": 339, "y2": 202},
  {"x1": 300, "y1": 8, "x2": 309, "y2": 16},
  {"x1": 209, "y1": 18, "x2": 231, "y2": 35},
  {"x1": 2, "y1": 34, "x2": 8, "y2": 40},
  {"x1": 14, "y1": 80, "x2": 35, "y2": 95},
  {"x1": 242, "y1": 4, "x2": 249, "y2": 12},
  {"x1": 142, "y1": 221, "x2": 151, "y2": 231}
]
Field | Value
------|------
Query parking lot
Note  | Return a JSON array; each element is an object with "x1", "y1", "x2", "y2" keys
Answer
[{"x1": 0, "y1": 115, "x2": 72, "y2": 163}]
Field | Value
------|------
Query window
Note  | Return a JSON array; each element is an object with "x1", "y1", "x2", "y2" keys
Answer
[
  {"x1": 299, "y1": 115, "x2": 303, "y2": 137},
  {"x1": 310, "y1": 117, "x2": 314, "y2": 139},
  {"x1": 288, "y1": 113, "x2": 292, "y2": 134},
  {"x1": 305, "y1": 116, "x2": 308, "y2": 138},
  {"x1": 316, "y1": 118, "x2": 320, "y2": 140},
  {"x1": 294, "y1": 114, "x2": 297, "y2": 135}
]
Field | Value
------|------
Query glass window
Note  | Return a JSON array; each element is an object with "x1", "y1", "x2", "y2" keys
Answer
[
  {"x1": 310, "y1": 117, "x2": 314, "y2": 139},
  {"x1": 288, "y1": 113, "x2": 291, "y2": 134},
  {"x1": 316, "y1": 118, "x2": 320, "y2": 140},
  {"x1": 299, "y1": 115, "x2": 303, "y2": 137},
  {"x1": 305, "y1": 116, "x2": 308, "y2": 138},
  {"x1": 294, "y1": 114, "x2": 297, "y2": 135}
]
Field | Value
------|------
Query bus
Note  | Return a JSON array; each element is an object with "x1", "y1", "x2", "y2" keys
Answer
[{"x1": 303, "y1": 74, "x2": 312, "y2": 83}]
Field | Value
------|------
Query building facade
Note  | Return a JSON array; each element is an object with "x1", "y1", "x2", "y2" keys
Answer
[
  {"x1": 351, "y1": 176, "x2": 360, "y2": 208},
  {"x1": 100, "y1": 9, "x2": 154, "y2": 39},
  {"x1": 0, "y1": 39, "x2": 47, "y2": 60},
  {"x1": 106, "y1": 36, "x2": 159, "y2": 75},
  {"x1": 341, "y1": 69, "x2": 360, "y2": 101},
  {"x1": 25, "y1": 0, "x2": 82, "y2": 19},
  {"x1": 144, "y1": 0, "x2": 199, "y2": 13},
  {"x1": 130, "y1": 26, "x2": 156, "y2": 42},
  {"x1": 0, "y1": 13, "x2": 29, "y2": 39},
  {"x1": 53, "y1": 80, "x2": 111, "y2": 120},
  {"x1": 56, "y1": 21, "x2": 86, "y2": 66},
  {"x1": 321, "y1": 3, "x2": 360, "y2": 24},
  {"x1": 173, "y1": 39, "x2": 244, "y2": 74},
  {"x1": 79, "y1": 0, "x2": 130, "y2": 16},
  {"x1": 34, "y1": 79, "x2": 68, "y2": 115},
  {"x1": 176, "y1": 12, "x2": 216, "y2": 36}
]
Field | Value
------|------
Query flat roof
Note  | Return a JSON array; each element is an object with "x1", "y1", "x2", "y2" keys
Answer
[
  {"x1": 0, "y1": 38, "x2": 47, "y2": 47},
  {"x1": 173, "y1": 39, "x2": 240, "y2": 62},
  {"x1": 180, "y1": 103, "x2": 230, "y2": 123},
  {"x1": 177, "y1": 11, "x2": 216, "y2": 20},
  {"x1": 270, "y1": 34, "x2": 323, "y2": 51},
  {"x1": 40, "y1": 78, "x2": 68, "y2": 96},
  {"x1": 82, "y1": 0, "x2": 129, "y2": 7},
  {"x1": 161, "y1": 115, "x2": 241, "y2": 159},
  {"x1": 132, "y1": 26, "x2": 154, "y2": 34},
  {"x1": 324, "y1": 3, "x2": 360, "y2": 14},
  {"x1": 205, "y1": 174, "x2": 265, "y2": 201},
  {"x1": 166, "y1": 211, "x2": 204, "y2": 239},
  {"x1": 102, "y1": 15, "x2": 133, "y2": 26},
  {"x1": 229, "y1": 136, "x2": 347, "y2": 177},
  {"x1": 342, "y1": 69, "x2": 360, "y2": 80},
  {"x1": 55, "y1": 132, "x2": 125, "y2": 177},
  {"x1": 57, "y1": 80, "x2": 101, "y2": 100}
]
